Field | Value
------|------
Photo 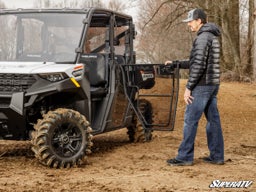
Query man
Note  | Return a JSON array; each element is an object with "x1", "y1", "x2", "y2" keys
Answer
[{"x1": 165, "y1": 8, "x2": 224, "y2": 166}]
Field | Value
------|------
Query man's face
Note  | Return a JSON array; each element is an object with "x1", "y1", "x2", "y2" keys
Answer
[{"x1": 187, "y1": 19, "x2": 202, "y2": 32}]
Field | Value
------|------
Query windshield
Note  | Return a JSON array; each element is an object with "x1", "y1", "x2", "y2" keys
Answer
[{"x1": 0, "y1": 12, "x2": 86, "y2": 62}]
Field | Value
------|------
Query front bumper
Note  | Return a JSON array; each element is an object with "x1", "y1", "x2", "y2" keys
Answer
[{"x1": 0, "y1": 76, "x2": 89, "y2": 140}]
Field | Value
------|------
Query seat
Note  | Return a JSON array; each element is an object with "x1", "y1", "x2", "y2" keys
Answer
[{"x1": 81, "y1": 54, "x2": 108, "y2": 98}]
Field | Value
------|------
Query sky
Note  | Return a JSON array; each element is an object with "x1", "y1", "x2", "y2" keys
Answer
[{"x1": 1, "y1": 0, "x2": 40, "y2": 8}]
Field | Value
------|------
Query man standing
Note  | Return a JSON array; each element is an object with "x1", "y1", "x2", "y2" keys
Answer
[{"x1": 165, "y1": 8, "x2": 224, "y2": 166}]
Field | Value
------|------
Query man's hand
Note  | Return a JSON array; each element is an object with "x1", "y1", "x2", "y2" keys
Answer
[
  {"x1": 184, "y1": 88, "x2": 194, "y2": 105},
  {"x1": 164, "y1": 60, "x2": 172, "y2": 65}
]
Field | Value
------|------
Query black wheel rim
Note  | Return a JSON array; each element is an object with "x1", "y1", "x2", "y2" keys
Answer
[{"x1": 52, "y1": 122, "x2": 83, "y2": 158}]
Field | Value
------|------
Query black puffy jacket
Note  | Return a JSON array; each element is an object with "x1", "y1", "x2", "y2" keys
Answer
[{"x1": 179, "y1": 23, "x2": 221, "y2": 91}]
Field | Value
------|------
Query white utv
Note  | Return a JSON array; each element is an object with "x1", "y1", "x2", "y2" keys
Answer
[{"x1": 0, "y1": 8, "x2": 179, "y2": 168}]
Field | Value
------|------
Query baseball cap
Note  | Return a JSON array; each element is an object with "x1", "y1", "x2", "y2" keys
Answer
[{"x1": 182, "y1": 8, "x2": 207, "y2": 22}]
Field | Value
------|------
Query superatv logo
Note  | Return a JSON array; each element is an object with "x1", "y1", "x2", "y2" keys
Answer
[
  {"x1": 141, "y1": 73, "x2": 154, "y2": 81},
  {"x1": 209, "y1": 180, "x2": 253, "y2": 188}
]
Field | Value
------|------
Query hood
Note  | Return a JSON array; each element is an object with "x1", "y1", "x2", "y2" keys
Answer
[
  {"x1": 0, "y1": 62, "x2": 74, "y2": 74},
  {"x1": 198, "y1": 22, "x2": 221, "y2": 36}
]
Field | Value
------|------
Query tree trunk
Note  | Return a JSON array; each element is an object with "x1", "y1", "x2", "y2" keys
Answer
[
  {"x1": 219, "y1": 0, "x2": 241, "y2": 74},
  {"x1": 244, "y1": 0, "x2": 254, "y2": 78},
  {"x1": 196, "y1": 0, "x2": 241, "y2": 75},
  {"x1": 253, "y1": 3, "x2": 256, "y2": 79},
  {"x1": 136, "y1": 0, "x2": 242, "y2": 78}
]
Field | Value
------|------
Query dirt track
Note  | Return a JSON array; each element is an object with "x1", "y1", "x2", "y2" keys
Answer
[{"x1": 0, "y1": 79, "x2": 255, "y2": 192}]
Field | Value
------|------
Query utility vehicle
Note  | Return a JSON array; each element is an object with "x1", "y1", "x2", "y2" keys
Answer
[{"x1": 0, "y1": 8, "x2": 179, "y2": 168}]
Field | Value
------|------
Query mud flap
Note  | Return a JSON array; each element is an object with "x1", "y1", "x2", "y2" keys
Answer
[
  {"x1": 10, "y1": 92, "x2": 24, "y2": 115},
  {"x1": 0, "y1": 108, "x2": 26, "y2": 139},
  {"x1": 0, "y1": 92, "x2": 27, "y2": 139}
]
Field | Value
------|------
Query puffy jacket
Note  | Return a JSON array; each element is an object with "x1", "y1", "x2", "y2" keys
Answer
[{"x1": 179, "y1": 23, "x2": 221, "y2": 91}]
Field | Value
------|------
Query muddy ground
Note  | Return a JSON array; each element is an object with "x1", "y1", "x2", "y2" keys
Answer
[{"x1": 0, "y1": 79, "x2": 255, "y2": 192}]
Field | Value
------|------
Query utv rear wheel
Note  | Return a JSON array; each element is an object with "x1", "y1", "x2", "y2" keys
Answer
[
  {"x1": 31, "y1": 108, "x2": 93, "y2": 168},
  {"x1": 127, "y1": 99, "x2": 153, "y2": 142}
]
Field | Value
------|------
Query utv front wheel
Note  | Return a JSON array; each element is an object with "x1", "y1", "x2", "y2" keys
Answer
[
  {"x1": 31, "y1": 108, "x2": 93, "y2": 168},
  {"x1": 127, "y1": 99, "x2": 153, "y2": 142}
]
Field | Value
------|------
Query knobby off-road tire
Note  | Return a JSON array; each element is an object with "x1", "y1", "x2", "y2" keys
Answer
[
  {"x1": 127, "y1": 99, "x2": 153, "y2": 142},
  {"x1": 31, "y1": 108, "x2": 93, "y2": 168}
]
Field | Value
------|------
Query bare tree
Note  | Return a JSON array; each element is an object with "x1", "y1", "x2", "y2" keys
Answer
[
  {"x1": 136, "y1": 0, "x2": 245, "y2": 80},
  {"x1": 220, "y1": 1, "x2": 241, "y2": 73},
  {"x1": 253, "y1": 3, "x2": 256, "y2": 79},
  {"x1": 107, "y1": 0, "x2": 126, "y2": 11},
  {"x1": 243, "y1": 0, "x2": 253, "y2": 78},
  {"x1": 136, "y1": 0, "x2": 192, "y2": 64}
]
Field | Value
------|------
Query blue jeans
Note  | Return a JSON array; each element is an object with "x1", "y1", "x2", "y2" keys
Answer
[{"x1": 176, "y1": 85, "x2": 224, "y2": 162}]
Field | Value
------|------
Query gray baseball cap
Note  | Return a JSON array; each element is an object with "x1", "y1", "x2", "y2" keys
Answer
[{"x1": 182, "y1": 8, "x2": 207, "y2": 22}]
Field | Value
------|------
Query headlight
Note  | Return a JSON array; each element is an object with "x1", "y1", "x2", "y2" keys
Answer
[
  {"x1": 72, "y1": 69, "x2": 83, "y2": 77},
  {"x1": 39, "y1": 72, "x2": 68, "y2": 82},
  {"x1": 72, "y1": 65, "x2": 84, "y2": 78}
]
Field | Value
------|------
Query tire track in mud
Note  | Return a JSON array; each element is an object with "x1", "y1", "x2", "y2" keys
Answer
[{"x1": 0, "y1": 140, "x2": 33, "y2": 157}]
